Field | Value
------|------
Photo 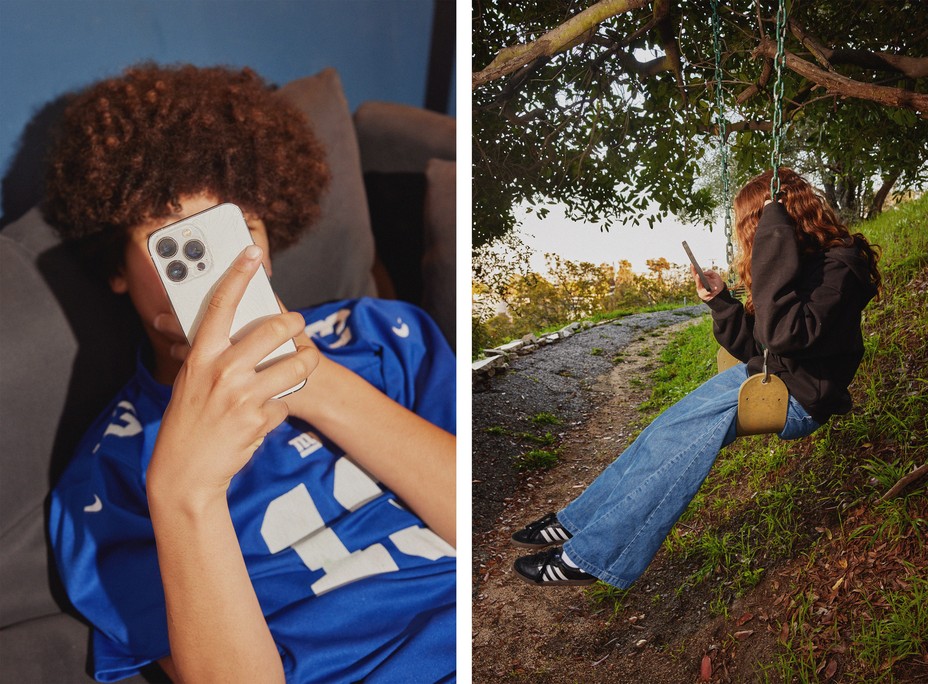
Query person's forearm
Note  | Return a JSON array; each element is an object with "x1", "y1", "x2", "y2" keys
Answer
[
  {"x1": 707, "y1": 290, "x2": 759, "y2": 361},
  {"x1": 290, "y1": 357, "x2": 455, "y2": 546},
  {"x1": 148, "y1": 488, "x2": 284, "y2": 683}
]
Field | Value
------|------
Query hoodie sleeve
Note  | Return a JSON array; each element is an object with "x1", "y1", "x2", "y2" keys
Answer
[
  {"x1": 706, "y1": 288, "x2": 761, "y2": 362},
  {"x1": 750, "y1": 202, "x2": 858, "y2": 356}
]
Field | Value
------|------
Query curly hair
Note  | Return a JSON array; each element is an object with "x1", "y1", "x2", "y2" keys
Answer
[
  {"x1": 732, "y1": 168, "x2": 881, "y2": 314},
  {"x1": 44, "y1": 63, "x2": 329, "y2": 279}
]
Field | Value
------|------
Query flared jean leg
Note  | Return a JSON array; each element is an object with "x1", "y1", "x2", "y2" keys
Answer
[
  {"x1": 556, "y1": 363, "x2": 821, "y2": 588},
  {"x1": 557, "y1": 365, "x2": 747, "y2": 588}
]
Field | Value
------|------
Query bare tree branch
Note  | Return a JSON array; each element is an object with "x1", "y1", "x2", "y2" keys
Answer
[
  {"x1": 789, "y1": 20, "x2": 928, "y2": 79},
  {"x1": 788, "y1": 20, "x2": 836, "y2": 71},
  {"x1": 736, "y1": 59, "x2": 773, "y2": 104},
  {"x1": 879, "y1": 462, "x2": 928, "y2": 502},
  {"x1": 473, "y1": 0, "x2": 652, "y2": 89},
  {"x1": 699, "y1": 119, "x2": 773, "y2": 137},
  {"x1": 653, "y1": 0, "x2": 686, "y2": 101},
  {"x1": 753, "y1": 37, "x2": 928, "y2": 118}
]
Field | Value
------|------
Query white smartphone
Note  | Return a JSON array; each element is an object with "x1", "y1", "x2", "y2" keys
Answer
[{"x1": 147, "y1": 203, "x2": 305, "y2": 397}]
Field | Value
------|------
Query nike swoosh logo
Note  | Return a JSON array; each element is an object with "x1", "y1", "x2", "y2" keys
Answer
[
  {"x1": 84, "y1": 495, "x2": 103, "y2": 513},
  {"x1": 391, "y1": 320, "x2": 410, "y2": 338}
]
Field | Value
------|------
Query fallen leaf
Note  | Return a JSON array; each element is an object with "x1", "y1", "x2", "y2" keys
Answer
[
  {"x1": 700, "y1": 654, "x2": 712, "y2": 681},
  {"x1": 736, "y1": 612, "x2": 754, "y2": 626},
  {"x1": 734, "y1": 630, "x2": 754, "y2": 640},
  {"x1": 825, "y1": 659, "x2": 838, "y2": 679}
]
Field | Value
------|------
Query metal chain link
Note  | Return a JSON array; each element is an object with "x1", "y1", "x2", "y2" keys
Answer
[
  {"x1": 769, "y1": 0, "x2": 788, "y2": 200},
  {"x1": 710, "y1": 0, "x2": 734, "y2": 277}
]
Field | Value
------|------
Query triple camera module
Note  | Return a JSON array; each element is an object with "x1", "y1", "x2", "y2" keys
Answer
[{"x1": 157, "y1": 235, "x2": 207, "y2": 282}]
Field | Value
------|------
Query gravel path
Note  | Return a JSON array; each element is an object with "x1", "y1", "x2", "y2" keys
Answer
[{"x1": 472, "y1": 306, "x2": 704, "y2": 535}]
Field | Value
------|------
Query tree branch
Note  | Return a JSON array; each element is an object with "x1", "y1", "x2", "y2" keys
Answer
[
  {"x1": 473, "y1": 0, "x2": 652, "y2": 89},
  {"x1": 653, "y1": 0, "x2": 686, "y2": 101},
  {"x1": 787, "y1": 20, "x2": 836, "y2": 71},
  {"x1": 699, "y1": 119, "x2": 772, "y2": 137},
  {"x1": 736, "y1": 59, "x2": 773, "y2": 104},
  {"x1": 753, "y1": 38, "x2": 928, "y2": 118},
  {"x1": 879, "y1": 462, "x2": 928, "y2": 502},
  {"x1": 789, "y1": 20, "x2": 928, "y2": 79}
]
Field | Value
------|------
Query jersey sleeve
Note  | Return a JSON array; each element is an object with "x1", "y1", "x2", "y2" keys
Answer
[
  {"x1": 302, "y1": 298, "x2": 456, "y2": 435},
  {"x1": 48, "y1": 407, "x2": 170, "y2": 681}
]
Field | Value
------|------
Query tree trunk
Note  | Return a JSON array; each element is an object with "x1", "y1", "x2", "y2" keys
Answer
[{"x1": 867, "y1": 171, "x2": 901, "y2": 218}]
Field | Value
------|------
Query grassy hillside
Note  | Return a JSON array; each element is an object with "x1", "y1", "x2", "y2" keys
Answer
[{"x1": 630, "y1": 195, "x2": 928, "y2": 682}]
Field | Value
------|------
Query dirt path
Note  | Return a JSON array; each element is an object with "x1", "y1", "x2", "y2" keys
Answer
[{"x1": 472, "y1": 308, "x2": 740, "y2": 683}]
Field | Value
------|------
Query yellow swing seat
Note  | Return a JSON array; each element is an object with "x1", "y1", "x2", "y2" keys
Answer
[
  {"x1": 716, "y1": 347, "x2": 789, "y2": 436},
  {"x1": 735, "y1": 372, "x2": 788, "y2": 436},
  {"x1": 716, "y1": 347, "x2": 740, "y2": 373}
]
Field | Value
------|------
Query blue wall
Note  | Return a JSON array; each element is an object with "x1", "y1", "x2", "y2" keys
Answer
[{"x1": 0, "y1": 0, "x2": 451, "y2": 221}]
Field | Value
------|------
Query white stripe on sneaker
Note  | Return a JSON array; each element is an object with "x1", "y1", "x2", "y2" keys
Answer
[
  {"x1": 550, "y1": 565, "x2": 568, "y2": 582},
  {"x1": 538, "y1": 524, "x2": 568, "y2": 545}
]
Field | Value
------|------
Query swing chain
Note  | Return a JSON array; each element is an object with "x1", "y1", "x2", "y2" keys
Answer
[
  {"x1": 710, "y1": 0, "x2": 734, "y2": 278},
  {"x1": 769, "y1": 0, "x2": 788, "y2": 200}
]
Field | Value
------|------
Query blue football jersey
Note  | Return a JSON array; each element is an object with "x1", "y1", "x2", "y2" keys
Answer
[{"x1": 49, "y1": 298, "x2": 456, "y2": 683}]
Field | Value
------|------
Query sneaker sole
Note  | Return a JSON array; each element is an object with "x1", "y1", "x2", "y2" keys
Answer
[
  {"x1": 512, "y1": 562, "x2": 597, "y2": 587},
  {"x1": 510, "y1": 535, "x2": 561, "y2": 549}
]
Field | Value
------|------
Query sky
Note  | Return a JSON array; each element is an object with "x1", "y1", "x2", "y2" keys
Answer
[{"x1": 513, "y1": 202, "x2": 731, "y2": 277}]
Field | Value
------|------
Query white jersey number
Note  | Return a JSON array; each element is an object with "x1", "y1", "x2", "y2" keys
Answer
[{"x1": 259, "y1": 457, "x2": 453, "y2": 595}]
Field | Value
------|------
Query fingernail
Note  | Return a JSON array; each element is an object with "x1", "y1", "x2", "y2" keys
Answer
[
  {"x1": 152, "y1": 314, "x2": 167, "y2": 331},
  {"x1": 245, "y1": 245, "x2": 262, "y2": 260}
]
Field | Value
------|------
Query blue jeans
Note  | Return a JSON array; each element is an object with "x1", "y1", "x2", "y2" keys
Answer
[{"x1": 557, "y1": 364, "x2": 820, "y2": 588}]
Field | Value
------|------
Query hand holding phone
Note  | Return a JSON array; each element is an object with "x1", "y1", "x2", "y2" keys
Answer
[
  {"x1": 147, "y1": 203, "x2": 306, "y2": 397},
  {"x1": 682, "y1": 241, "x2": 713, "y2": 291},
  {"x1": 147, "y1": 244, "x2": 319, "y2": 505}
]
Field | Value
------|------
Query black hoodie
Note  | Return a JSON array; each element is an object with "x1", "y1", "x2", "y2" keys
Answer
[{"x1": 706, "y1": 202, "x2": 878, "y2": 424}]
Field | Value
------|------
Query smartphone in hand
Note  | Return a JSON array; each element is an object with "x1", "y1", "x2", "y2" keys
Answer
[
  {"x1": 682, "y1": 240, "x2": 713, "y2": 291},
  {"x1": 147, "y1": 203, "x2": 305, "y2": 397}
]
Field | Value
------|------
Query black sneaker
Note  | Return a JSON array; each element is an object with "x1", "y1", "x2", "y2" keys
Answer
[
  {"x1": 513, "y1": 547, "x2": 596, "y2": 586},
  {"x1": 511, "y1": 512, "x2": 573, "y2": 548}
]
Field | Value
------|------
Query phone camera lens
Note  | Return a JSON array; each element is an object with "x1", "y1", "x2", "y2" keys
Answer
[
  {"x1": 183, "y1": 239, "x2": 205, "y2": 261},
  {"x1": 156, "y1": 237, "x2": 178, "y2": 258},
  {"x1": 166, "y1": 260, "x2": 187, "y2": 282}
]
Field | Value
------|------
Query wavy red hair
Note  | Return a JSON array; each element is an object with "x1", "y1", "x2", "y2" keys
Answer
[{"x1": 732, "y1": 168, "x2": 881, "y2": 313}]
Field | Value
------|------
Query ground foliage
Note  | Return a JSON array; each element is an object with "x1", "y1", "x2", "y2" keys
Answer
[{"x1": 472, "y1": 0, "x2": 928, "y2": 246}]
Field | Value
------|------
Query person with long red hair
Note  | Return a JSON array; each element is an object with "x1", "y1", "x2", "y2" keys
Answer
[{"x1": 512, "y1": 167, "x2": 880, "y2": 589}]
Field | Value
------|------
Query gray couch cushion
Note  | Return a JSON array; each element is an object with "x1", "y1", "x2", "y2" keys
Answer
[
  {"x1": 0, "y1": 612, "x2": 154, "y2": 682},
  {"x1": 273, "y1": 68, "x2": 377, "y2": 308},
  {"x1": 354, "y1": 101, "x2": 455, "y2": 173},
  {"x1": 421, "y1": 159, "x2": 456, "y2": 348},
  {"x1": 0, "y1": 215, "x2": 138, "y2": 631}
]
